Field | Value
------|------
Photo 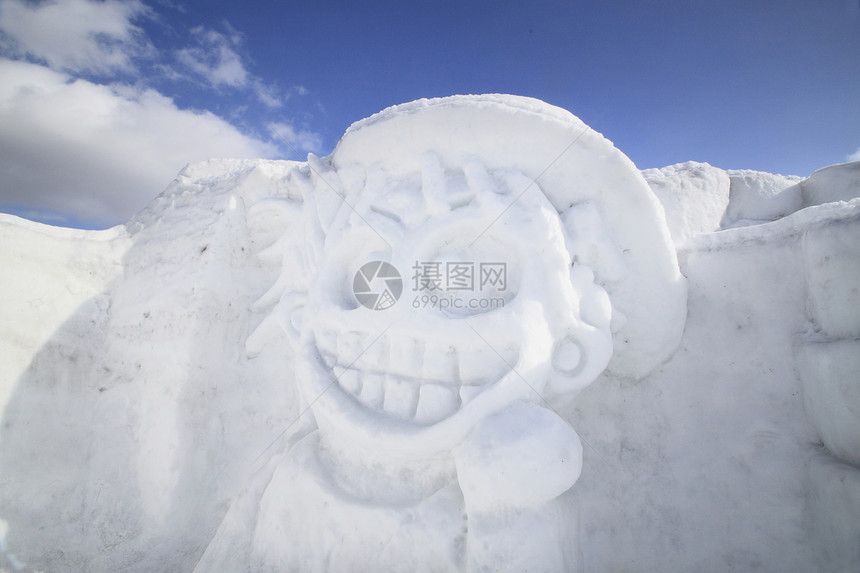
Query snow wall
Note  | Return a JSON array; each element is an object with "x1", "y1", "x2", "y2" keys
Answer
[{"x1": 0, "y1": 95, "x2": 858, "y2": 572}]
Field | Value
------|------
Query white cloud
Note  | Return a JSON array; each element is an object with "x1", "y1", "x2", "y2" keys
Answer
[
  {"x1": 847, "y1": 147, "x2": 860, "y2": 163},
  {"x1": 267, "y1": 121, "x2": 323, "y2": 155},
  {"x1": 176, "y1": 26, "x2": 248, "y2": 88},
  {"x1": 0, "y1": 59, "x2": 280, "y2": 227},
  {"x1": 0, "y1": 1, "x2": 321, "y2": 227},
  {"x1": 252, "y1": 78, "x2": 282, "y2": 109},
  {"x1": 0, "y1": 0, "x2": 289, "y2": 108},
  {"x1": 0, "y1": 0, "x2": 151, "y2": 74},
  {"x1": 175, "y1": 25, "x2": 284, "y2": 108}
]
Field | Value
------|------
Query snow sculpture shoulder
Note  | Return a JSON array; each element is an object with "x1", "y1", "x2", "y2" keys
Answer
[{"x1": 198, "y1": 95, "x2": 686, "y2": 571}]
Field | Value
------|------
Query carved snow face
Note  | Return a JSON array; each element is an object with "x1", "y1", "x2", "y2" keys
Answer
[{"x1": 295, "y1": 157, "x2": 612, "y2": 462}]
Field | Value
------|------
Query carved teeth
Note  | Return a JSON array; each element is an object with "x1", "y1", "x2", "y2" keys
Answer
[
  {"x1": 383, "y1": 376, "x2": 419, "y2": 420},
  {"x1": 319, "y1": 330, "x2": 515, "y2": 423},
  {"x1": 458, "y1": 346, "x2": 514, "y2": 386},
  {"x1": 415, "y1": 383, "x2": 460, "y2": 424},
  {"x1": 458, "y1": 348, "x2": 490, "y2": 385},
  {"x1": 359, "y1": 373, "x2": 385, "y2": 409},
  {"x1": 356, "y1": 335, "x2": 388, "y2": 372},
  {"x1": 422, "y1": 343, "x2": 458, "y2": 382},
  {"x1": 459, "y1": 385, "x2": 485, "y2": 404},
  {"x1": 388, "y1": 336, "x2": 424, "y2": 377},
  {"x1": 338, "y1": 368, "x2": 361, "y2": 395},
  {"x1": 337, "y1": 330, "x2": 367, "y2": 367}
]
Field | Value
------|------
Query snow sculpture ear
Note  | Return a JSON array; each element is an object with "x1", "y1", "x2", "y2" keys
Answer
[{"x1": 546, "y1": 264, "x2": 613, "y2": 397}]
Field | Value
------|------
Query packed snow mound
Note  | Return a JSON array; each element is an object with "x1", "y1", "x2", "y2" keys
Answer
[
  {"x1": 799, "y1": 338, "x2": 860, "y2": 466},
  {"x1": 0, "y1": 158, "x2": 304, "y2": 572},
  {"x1": 801, "y1": 161, "x2": 860, "y2": 206},
  {"x1": 644, "y1": 160, "x2": 860, "y2": 244},
  {"x1": 0, "y1": 94, "x2": 858, "y2": 572},
  {"x1": 0, "y1": 215, "x2": 128, "y2": 411},
  {"x1": 641, "y1": 162, "x2": 730, "y2": 244},
  {"x1": 802, "y1": 215, "x2": 860, "y2": 339},
  {"x1": 724, "y1": 168, "x2": 803, "y2": 225}
]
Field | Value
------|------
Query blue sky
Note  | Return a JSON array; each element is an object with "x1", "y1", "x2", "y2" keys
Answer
[{"x1": 0, "y1": 0, "x2": 858, "y2": 229}]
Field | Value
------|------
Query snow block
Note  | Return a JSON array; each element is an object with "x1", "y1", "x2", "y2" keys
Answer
[
  {"x1": 802, "y1": 219, "x2": 860, "y2": 338},
  {"x1": 724, "y1": 169, "x2": 803, "y2": 226},
  {"x1": 798, "y1": 338, "x2": 860, "y2": 467},
  {"x1": 0, "y1": 215, "x2": 128, "y2": 410},
  {"x1": 807, "y1": 454, "x2": 860, "y2": 572},
  {"x1": 641, "y1": 161, "x2": 730, "y2": 245},
  {"x1": 802, "y1": 161, "x2": 860, "y2": 208}
]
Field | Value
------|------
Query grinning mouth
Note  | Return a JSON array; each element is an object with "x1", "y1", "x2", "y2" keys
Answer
[{"x1": 314, "y1": 327, "x2": 518, "y2": 425}]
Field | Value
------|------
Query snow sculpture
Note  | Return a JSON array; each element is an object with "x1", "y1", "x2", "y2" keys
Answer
[
  {"x1": 197, "y1": 95, "x2": 686, "y2": 571},
  {"x1": 4, "y1": 96, "x2": 860, "y2": 572}
]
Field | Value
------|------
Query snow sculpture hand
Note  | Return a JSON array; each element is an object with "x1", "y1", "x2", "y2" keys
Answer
[
  {"x1": 456, "y1": 402, "x2": 583, "y2": 511},
  {"x1": 456, "y1": 403, "x2": 583, "y2": 571}
]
